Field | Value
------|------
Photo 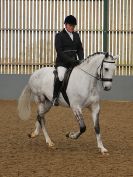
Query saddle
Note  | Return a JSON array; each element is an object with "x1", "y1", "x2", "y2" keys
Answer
[{"x1": 53, "y1": 68, "x2": 73, "y2": 106}]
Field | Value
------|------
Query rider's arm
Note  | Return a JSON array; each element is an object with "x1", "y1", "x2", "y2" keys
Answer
[{"x1": 76, "y1": 33, "x2": 84, "y2": 61}]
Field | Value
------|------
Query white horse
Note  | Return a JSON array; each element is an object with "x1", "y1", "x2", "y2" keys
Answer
[{"x1": 18, "y1": 52, "x2": 118, "y2": 155}]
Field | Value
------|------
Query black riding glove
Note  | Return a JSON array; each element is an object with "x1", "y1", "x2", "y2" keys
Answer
[{"x1": 71, "y1": 60, "x2": 80, "y2": 67}]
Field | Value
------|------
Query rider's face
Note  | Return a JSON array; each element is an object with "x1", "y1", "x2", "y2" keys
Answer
[{"x1": 65, "y1": 24, "x2": 75, "y2": 33}]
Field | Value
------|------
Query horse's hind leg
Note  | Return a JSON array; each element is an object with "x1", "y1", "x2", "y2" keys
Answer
[
  {"x1": 29, "y1": 119, "x2": 40, "y2": 138},
  {"x1": 66, "y1": 106, "x2": 86, "y2": 139},
  {"x1": 30, "y1": 98, "x2": 54, "y2": 147},
  {"x1": 90, "y1": 102, "x2": 108, "y2": 155},
  {"x1": 29, "y1": 102, "x2": 44, "y2": 138}
]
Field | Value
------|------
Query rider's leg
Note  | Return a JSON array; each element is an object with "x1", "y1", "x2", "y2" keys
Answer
[
  {"x1": 57, "y1": 66, "x2": 67, "y2": 82},
  {"x1": 52, "y1": 77, "x2": 62, "y2": 106},
  {"x1": 53, "y1": 66, "x2": 67, "y2": 106}
]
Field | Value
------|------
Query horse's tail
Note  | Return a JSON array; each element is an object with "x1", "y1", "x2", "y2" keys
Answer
[{"x1": 18, "y1": 84, "x2": 32, "y2": 120}]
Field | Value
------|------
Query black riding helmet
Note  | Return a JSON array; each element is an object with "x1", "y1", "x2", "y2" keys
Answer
[{"x1": 64, "y1": 15, "x2": 77, "y2": 25}]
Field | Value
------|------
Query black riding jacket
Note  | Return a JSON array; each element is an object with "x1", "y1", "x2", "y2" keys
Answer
[{"x1": 55, "y1": 28, "x2": 84, "y2": 69}]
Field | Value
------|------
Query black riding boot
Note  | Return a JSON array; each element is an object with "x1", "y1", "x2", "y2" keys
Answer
[{"x1": 52, "y1": 78, "x2": 62, "y2": 106}]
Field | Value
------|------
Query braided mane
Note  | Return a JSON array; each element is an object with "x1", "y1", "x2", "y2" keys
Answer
[{"x1": 80, "y1": 52, "x2": 114, "y2": 64}]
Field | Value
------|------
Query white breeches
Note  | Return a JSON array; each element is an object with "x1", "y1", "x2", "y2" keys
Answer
[{"x1": 57, "y1": 66, "x2": 67, "y2": 81}]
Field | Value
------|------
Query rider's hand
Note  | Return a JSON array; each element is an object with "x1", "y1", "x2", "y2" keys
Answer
[{"x1": 71, "y1": 60, "x2": 80, "y2": 67}]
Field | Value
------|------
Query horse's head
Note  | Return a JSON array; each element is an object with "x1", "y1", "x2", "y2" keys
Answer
[{"x1": 97, "y1": 52, "x2": 119, "y2": 91}]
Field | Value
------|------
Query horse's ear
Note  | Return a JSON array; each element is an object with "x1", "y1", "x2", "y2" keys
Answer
[
  {"x1": 105, "y1": 52, "x2": 109, "y2": 58},
  {"x1": 113, "y1": 55, "x2": 119, "y2": 60}
]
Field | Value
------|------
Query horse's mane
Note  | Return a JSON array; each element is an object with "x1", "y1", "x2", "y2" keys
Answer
[{"x1": 80, "y1": 52, "x2": 114, "y2": 65}]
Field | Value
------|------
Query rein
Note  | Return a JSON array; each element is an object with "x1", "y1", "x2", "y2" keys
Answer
[
  {"x1": 77, "y1": 67, "x2": 100, "y2": 80},
  {"x1": 77, "y1": 59, "x2": 115, "y2": 83}
]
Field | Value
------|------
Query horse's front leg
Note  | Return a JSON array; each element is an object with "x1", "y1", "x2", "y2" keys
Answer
[
  {"x1": 66, "y1": 107, "x2": 86, "y2": 139},
  {"x1": 91, "y1": 102, "x2": 108, "y2": 155}
]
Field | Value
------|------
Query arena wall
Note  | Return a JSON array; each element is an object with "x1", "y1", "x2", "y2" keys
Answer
[{"x1": 0, "y1": 75, "x2": 133, "y2": 101}]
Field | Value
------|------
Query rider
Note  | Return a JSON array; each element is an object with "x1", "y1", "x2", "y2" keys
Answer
[{"x1": 53, "y1": 15, "x2": 84, "y2": 106}]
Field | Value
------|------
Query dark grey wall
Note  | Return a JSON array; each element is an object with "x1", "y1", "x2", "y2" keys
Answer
[
  {"x1": 0, "y1": 74, "x2": 30, "y2": 100},
  {"x1": 0, "y1": 74, "x2": 133, "y2": 100},
  {"x1": 100, "y1": 76, "x2": 133, "y2": 100}
]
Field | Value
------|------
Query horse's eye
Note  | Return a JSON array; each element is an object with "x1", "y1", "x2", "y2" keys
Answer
[{"x1": 105, "y1": 68, "x2": 109, "y2": 72}]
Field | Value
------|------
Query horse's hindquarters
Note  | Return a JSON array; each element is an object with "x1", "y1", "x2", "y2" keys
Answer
[{"x1": 29, "y1": 67, "x2": 55, "y2": 102}]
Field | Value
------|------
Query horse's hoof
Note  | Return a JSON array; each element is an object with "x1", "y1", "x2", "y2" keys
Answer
[
  {"x1": 28, "y1": 132, "x2": 38, "y2": 138},
  {"x1": 102, "y1": 151, "x2": 109, "y2": 156},
  {"x1": 99, "y1": 148, "x2": 109, "y2": 156},
  {"x1": 66, "y1": 132, "x2": 79, "y2": 139},
  {"x1": 66, "y1": 132, "x2": 75, "y2": 138},
  {"x1": 47, "y1": 141, "x2": 55, "y2": 148}
]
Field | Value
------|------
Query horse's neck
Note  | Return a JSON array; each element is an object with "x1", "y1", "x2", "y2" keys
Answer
[
  {"x1": 77, "y1": 55, "x2": 103, "y2": 92},
  {"x1": 80, "y1": 55, "x2": 103, "y2": 75}
]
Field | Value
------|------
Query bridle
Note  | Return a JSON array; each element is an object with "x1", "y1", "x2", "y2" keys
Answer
[
  {"x1": 98, "y1": 59, "x2": 115, "y2": 83},
  {"x1": 77, "y1": 58, "x2": 115, "y2": 84}
]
